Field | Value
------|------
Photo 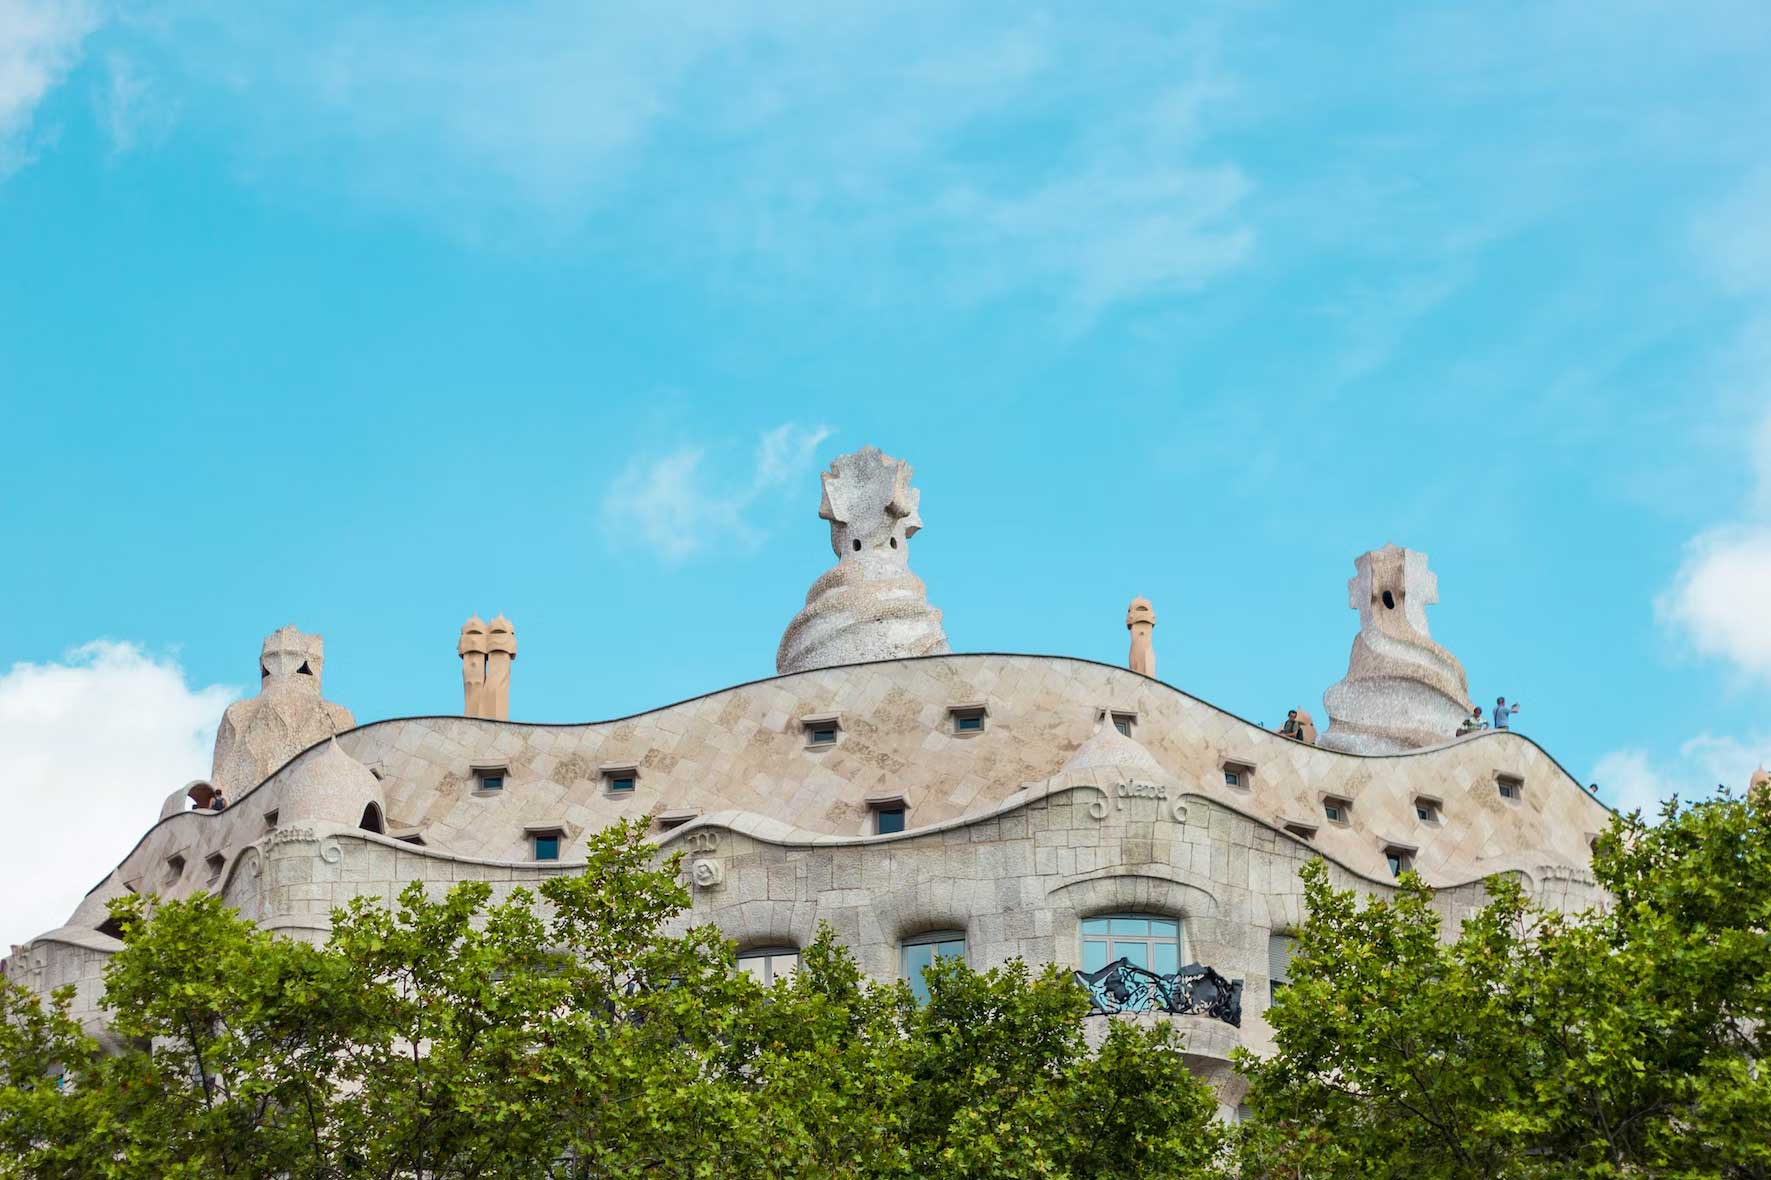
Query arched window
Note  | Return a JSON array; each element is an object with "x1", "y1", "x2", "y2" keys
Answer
[
  {"x1": 1080, "y1": 914, "x2": 1181, "y2": 975},
  {"x1": 900, "y1": 930, "x2": 966, "y2": 1003},
  {"x1": 737, "y1": 946, "x2": 799, "y2": 986},
  {"x1": 359, "y1": 803, "x2": 384, "y2": 834}
]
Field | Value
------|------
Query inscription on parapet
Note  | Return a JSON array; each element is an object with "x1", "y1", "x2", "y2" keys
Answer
[{"x1": 1086, "y1": 782, "x2": 1186, "y2": 824}]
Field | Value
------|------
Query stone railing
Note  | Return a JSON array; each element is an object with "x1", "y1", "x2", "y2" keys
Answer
[{"x1": 1074, "y1": 958, "x2": 1243, "y2": 1027}]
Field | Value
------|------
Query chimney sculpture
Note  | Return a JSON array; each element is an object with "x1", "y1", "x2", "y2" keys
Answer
[
  {"x1": 776, "y1": 447, "x2": 950, "y2": 674},
  {"x1": 1319, "y1": 545, "x2": 1473, "y2": 754},
  {"x1": 210, "y1": 626, "x2": 355, "y2": 796},
  {"x1": 1126, "y1": 597, "x2": 1156, "y2": 677},
  {"x1": 459, "y1": 614, "x2": 517, "y2": 719}
]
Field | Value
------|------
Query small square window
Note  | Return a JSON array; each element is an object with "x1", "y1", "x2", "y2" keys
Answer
[
  {"x1": 531, "y1": 829, "x2": 564, "y2": 861},
  {"x1": 1111, "y1": 712, "x2": 1135, "y2": 737},
  {"x1": 1415, "y1": 797, "x2": 1441, "y2": 823},
  {"x1": 875, "y1": 807, "x2": 906, "y2": 835},
  {"x1": 655, "y1": 808, "x2": 699, "y2": 831},
  {"x1": 1323, "y1": 797, "x2": 1351, "y2": 824},
  {"x1": 602, "y1": 767, "x2": 639, "y2": 794},
  {"x1": 475, "y1": 768, "x2": 507, "y2": 792},
  {"x1": 950, "y1": 706, "x2": 988, "y2": 735},
  {"x1": 1498, "y1": 775, "x2": 1523, "y2": 801},
  {"x1": 205, "y1": 852, "x2": 226, "y2": 884},
  {"x1": 1384, "y1": 846, "x2": 1414, "y2": 877},
  {"x1": 263, "y1": 808, "x2": 279, "y2": 831},
  {"x1": 1283, "y1": 822, "x2": 1317, "y2": 841},
  {"x1": 1222, "y1": 761, "x2": 1254, "y2": 789},
  {"x1": 164, "y1": 854, "x2": 187, "y2": 886},
  {"x1": 801, "y1": 716, "x2": 842, "y2": 748}
]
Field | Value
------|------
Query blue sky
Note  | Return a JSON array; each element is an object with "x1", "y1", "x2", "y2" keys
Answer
[{"x1": 3, "y1": 1, "x2": 1770, "y2": 945}]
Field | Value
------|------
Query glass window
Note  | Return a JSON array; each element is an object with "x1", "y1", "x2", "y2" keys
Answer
[
  {"x1": 955, "y1": 713, "x2": 984, "y2": 733},
  {"x1": 607, "y1": 774, "x2": 636, "y2": 793},
  {"x1": 1385, "y1": 848, "x2": 1411, "y2": 876},
  {"x1": 533, "y1": 833, "x2": 561, "y2": 861},
  {"x1": 809, "y1": 727, "x2": 838, "y2": 745},
  {"x1": 1267, "y1": 934, "x2": 1296, "y2": 1004},
  {"x1": 477, "y1": 769, "x2": 506, "y2": 791},
  {"x1": 901, "y1": 932, "x2": 965, "y2": 1003},
  {"x1": 1112, "y1": 713, "x2": 1134, "y2": 737},
  {"x1": 738, "y1": 946, "x2": 799, "y2": 986},
  {"x1": 1324, "y1": 798, "x2": 1349, "y2": 823},
  {"x1": 1080, "y1": 914, "x2": 1181, "y2": 976},
  {"x1": 875, "y1": 807, "x2": 906, "y2": 835}
]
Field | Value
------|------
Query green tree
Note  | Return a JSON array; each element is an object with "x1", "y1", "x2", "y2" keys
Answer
[
  {"x1": 2, "y1": 820, "x2": 1227, "y2": 1179},
  {"x1": 1237, "y1": 789, "x2": 1771, "y2": 1180}
]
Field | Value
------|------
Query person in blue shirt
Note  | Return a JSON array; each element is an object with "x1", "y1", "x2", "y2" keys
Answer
[{"x1": 1494, "y1": 697, "x2": 1521, "y2": 729}]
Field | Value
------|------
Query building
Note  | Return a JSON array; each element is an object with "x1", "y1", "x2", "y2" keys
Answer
[{"x1": 2, "y1": 446, "x2": 1613, "y2": 1114}]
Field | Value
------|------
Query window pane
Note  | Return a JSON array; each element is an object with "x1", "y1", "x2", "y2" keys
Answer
[
  {"x1": 739, "y1": 957, "x2": 767, "y2": 983},
  {"x1": 1119, "y1": 940, "x2": 1150, "y2": 969},
  {"x1": 937, "y1": 939, "x2": 965, "y2": 960},
  {"x1": 1081, "y1": 917, "x2": 1110, "y2": 935},
  {"x1": 1110, "y1": 917, "x2": 1149, "y2": 936},
  {"x1": 1082, "y1": 938, "x2": 1109, "y2": 972},
  {"x1": 1149, "y1": 918, "x2": 1180, "y2": 940},
  {"x1": 876, "y1": 808, "x2": 906, "y2": 835},
  {"x1": 534, "y1": 836, "x2": 559, "y2": 861},
  {"x1": 1154, "y1": 941, "x2": 1179, "y2": 975},
  {"x1": 771, "y1": 953, "x2": 799, "y2": 980}
]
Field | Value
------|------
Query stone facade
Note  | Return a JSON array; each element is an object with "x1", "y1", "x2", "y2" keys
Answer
[{"x1": 1, "y1": 448, "x2": 1618, "y2": 1115}]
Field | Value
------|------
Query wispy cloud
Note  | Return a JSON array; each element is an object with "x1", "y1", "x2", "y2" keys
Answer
[
  {"x1": 0, "y1": 0, "x2": 99, "y2": 175},
  {"x1": 600, "y1": 421, "x2": 832, "y2": 564},
  {"x1": 0, "y1": 642, "x2": 238, "y2": 951},
  {"x1": 2, "y1": 5, "x2": 1257, "y2": 314},
  {"x1": 1592, "y1": 731, "x2": 1771, "y2": 816}
]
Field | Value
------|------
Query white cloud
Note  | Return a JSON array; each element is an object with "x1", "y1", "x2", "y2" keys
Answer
[
  {"x1": 0, "y1": 642, "x2": 237, "y2": 952},
  {"x1": 600, "y1": 421, "x2": 831, "y2": 563},
  {"x1": 1592, "y1": 731, "x2": 1771, "y2": 816},
  {"x1": 0, "y1": 0, "x2": 99, "y2": 175},
  {"x1": 1660, "y1": 525, "x2": 1771, "y2": 680}
]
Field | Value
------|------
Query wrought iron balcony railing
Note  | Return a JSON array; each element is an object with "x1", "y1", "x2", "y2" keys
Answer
[{"x1": 1074, "y1": 957, "x2": 1243, "y2": 1027}]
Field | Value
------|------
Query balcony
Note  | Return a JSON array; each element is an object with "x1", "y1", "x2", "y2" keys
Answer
[{"x1": 1074, "y1": 957, "x2": 1243, "y2": 1027}]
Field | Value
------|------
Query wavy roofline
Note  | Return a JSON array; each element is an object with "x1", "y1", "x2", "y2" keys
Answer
[{"x1": 76, "y1": 651, "x2": 1616, "y2": 904}]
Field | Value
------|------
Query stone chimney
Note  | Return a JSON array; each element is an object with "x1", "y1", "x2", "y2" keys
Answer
[
  {"x1": 210, "y1": 626, "x2": 355, "y2": 795},
  {"x1": 1319, "y1": 545, "x2": 1473, "y2": 754},
  {"x1": 459, "y1": 614, "x2": 517, "y2": 719},
  {"x1": 1126, "y1": 597, "x2": 1156, "y2": 677}
]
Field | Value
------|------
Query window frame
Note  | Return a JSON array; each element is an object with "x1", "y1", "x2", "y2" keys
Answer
[
  {"x1": 1079, "y1": 913, "x2": 1184, "y2": 977},
  {"x1": 525, "y1": 823, "x2": 568, "y2": 861},
  {"x1": 1497, "y1": 773, "x2": 1524, "y2": 802},
  {"x1": 1221, "y1": 759, "x2": 1256, "y2": 790},
  {"x1": 473, "y1": 765, "x2": 508, "y2": 793},
  {"x1": 737, "y1": 945, "x2": 801, "y2": 986},
  {"x1": 1383, "y1": 844, "x2": 1416, "y2": 877},
  {"x1": 948, "y1": 704, "x2": 989, "y2": 735},
  {"x1": 601, "y1": 765, "x2": 640, "y2": 795},
  {"x1": 800, "y1": 714, "x2": 842, "y2": 749},
  {"x1": 1322, "y1": 796, "x2": 1352, "y2": 824},
  {"x1": 900, "y1": 930, "x2": 967, "y2": 1003}
]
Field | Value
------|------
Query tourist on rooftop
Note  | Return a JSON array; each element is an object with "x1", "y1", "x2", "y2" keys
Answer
[
  {"x1": 1456, "y1": 706, "x2": 1487, "y2": 736},
  {"x1": 1279, "y1": 710, "x2": 1304, "y2": 740},
  {"x1": 1494, "y1": 697, "x2": 1521, "y2": 730},
  {"x1": 210, "y1": 789, "x2": 228, "y2": 813}
]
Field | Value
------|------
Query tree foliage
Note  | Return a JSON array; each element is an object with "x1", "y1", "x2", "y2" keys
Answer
[
  {"x1": 1238, "y1": 789, "x2": 1771, "y2": 1180},
  {"x1": 0, "y1": 821, "x2": 1226, "y2": 1179}
]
